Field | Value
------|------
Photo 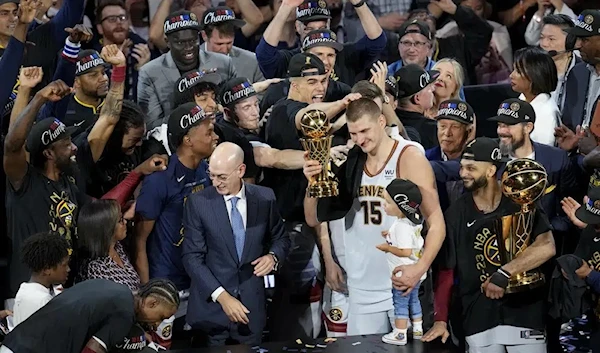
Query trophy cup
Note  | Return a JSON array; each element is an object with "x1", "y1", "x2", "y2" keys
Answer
[
  {"x1": 299, "y1": 109, "x2": 339, "y2": 198},
  {"x1": 496, "y1": 158, "x2": 548, "y2": 293}
]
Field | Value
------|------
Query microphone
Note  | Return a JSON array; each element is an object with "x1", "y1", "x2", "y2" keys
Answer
[{"x1": 548, "y1": 47, "x2": 580, "y2": 57}]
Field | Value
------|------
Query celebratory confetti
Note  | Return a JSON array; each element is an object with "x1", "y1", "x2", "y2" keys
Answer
[{"x1": 352, "y1": 341, "x2": 361, "y2": 346}]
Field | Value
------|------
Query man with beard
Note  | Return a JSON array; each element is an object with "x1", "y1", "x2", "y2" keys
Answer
[
  {"x1": 91, "y1": 0, "x2": 153, "y2": 101},
  {"x1": 37, "y1": 49, "x2": 111, "y2": 137},
  {"x1": 303, "y1": 97, "x2": 445, "y2": 335},
  {"x1": 426, "y1": 99, "x2": 475, "y2": 212},
  {"x1": 422, "y1": 137, "x2": 556, "y2": 353},
  {"x1": 138, "y1": 10, "x2": 237, "y2": 131},
  {"x1": 256, "y1": 0, "x2": 386, "y2": 85},
  {"x1": 492, "y1": 98, "x2": 576, "y2": 248},
  {"x1": 555, "y1": 9, "x2": 600, "y2": 149}
]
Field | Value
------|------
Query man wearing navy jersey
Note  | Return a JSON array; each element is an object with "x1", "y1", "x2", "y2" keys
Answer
[{"x1": 134, "y1": 103, "x2": 217, "y2": 313}]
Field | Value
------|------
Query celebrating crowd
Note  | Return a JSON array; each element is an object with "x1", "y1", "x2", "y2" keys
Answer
[{"x1": 0, "y1": 0, "x2": 598, "y2": 352}]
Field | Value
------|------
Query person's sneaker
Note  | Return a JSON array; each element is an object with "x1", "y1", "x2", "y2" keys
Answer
[
  {"x1": 382, "y1": 330, "x2": 407, "y2": 345},
  {"x1": 412, "y1": 328, "x2": 423, "y2": 339}
]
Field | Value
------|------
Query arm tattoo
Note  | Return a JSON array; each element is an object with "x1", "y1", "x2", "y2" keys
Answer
[{"x1": 99, "y1": 79, "x2": 125, "y2": 123}]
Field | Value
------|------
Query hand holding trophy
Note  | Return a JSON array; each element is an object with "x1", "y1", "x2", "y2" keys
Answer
[{"x1": 299, "y1": 109, "x2": 339, "y2": 198}]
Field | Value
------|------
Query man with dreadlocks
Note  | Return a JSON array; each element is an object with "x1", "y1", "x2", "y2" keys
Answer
[{"x1": 1, "y1": 278, "x2": 180, "y2": 353}]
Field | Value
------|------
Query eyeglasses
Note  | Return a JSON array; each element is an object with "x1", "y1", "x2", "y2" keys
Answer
[
  {"x1": 400, "y1": 40, "x2": 428, "y2": 48},
  {"x1": 208, "y1": 164, "x2": 241, "y2": 183},
  {"x1": 101, "y1": 14, "x2": 128, "y2": 24}
]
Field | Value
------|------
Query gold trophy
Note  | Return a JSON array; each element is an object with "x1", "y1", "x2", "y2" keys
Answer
[
  {"x1": 496, "y1": 158, "x2": 548, "y2": 293},
  {"x1": 299, "y1": 109, "x2": 339, "y2": 198}
]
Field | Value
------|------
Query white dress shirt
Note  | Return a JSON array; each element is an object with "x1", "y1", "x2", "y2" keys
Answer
[
  {"x1": 211, "y1": 184, "x2": 247, "y2": 302},
  {"x1": 519, "y1": 93, "x2": 561, "y2": 146}
]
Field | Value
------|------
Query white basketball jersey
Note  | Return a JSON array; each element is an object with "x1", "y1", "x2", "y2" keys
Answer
[{"x1": 342, "y1": 139, "x2": 421, "y2": 314}]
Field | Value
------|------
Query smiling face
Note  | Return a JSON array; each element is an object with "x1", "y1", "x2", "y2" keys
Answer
[
  {"x1": 48, "y1": 137, "x2": 77, "y2": 172},
  {"x1": 186, "y1": 119, "x2": 219, "y2": 158},
  {"x1": 399, "y1": 32, "x2": 430, "y2": 67},
  {"x1": 347, "y1": 114, "x2": 386, "y2": 154},
  {"x1": 0, "y1": 3, "x2": 17, "y2": 39},
  {"x1": 168, "y1": 29, "x2": 200, "y2": 71},
  {"x1": 497, "y1": 122, "x2": 531, "y2": 155},
  {"x1": 437, "y1": 119, "x2": 469, "y2": 157},
  {"x1": 460, "y1": 159, "x2": 493, "y2": 191},
  {"x1": 290, "y1": 70, "x2": 329, "y2": 104},
  {"x1": 433, "y1": 61, "x2": 460, "y2": 101}
]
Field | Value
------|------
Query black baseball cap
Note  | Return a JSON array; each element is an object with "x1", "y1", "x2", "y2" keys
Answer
[
  {"x1": 168, "y1": 103, "x2": 207, "y2": 144},
  {"x1": 201, "y1": 6, "x2": 245, "y2": 29},
  {"x1": 164, "y1": 10, "x2": 201, "y2": 35},
  {"x1": 219, "y1": 77, "x2": 257, "y2": 107},
  {"x1": 385, "y1": 75, "x2": 398, "y2": 98},
  {"x1": 288, "y1": 53, "x2": 326, "y2": 78},
  {"x1": 394, "y1": 64, "x2": 439, "y2": 99},
  {"x1": 564, "y1": 10, "x2": 600, "y2": 38},
  {"x1": 398, "y1": 20, "x2": 432, "y2": 41},
  {"x1": 174, "y1": 69, "x2": 222, "y2": 95},
  {"x1": 76, "y1": 49, "x2": 110, "y2": 76},
  {"x1": 575, "y1": 187, "x2": 600, "y2": 225},
  {"x1": 296, "y1": 0, "x2": 331, "y2": 23},
  {"x1": 488, "y1": 98, "x2": 536, "y2": 125},
  {"x1": 0, "y1": 0, "x2": 19, "y2": 5},
  {"x1": 462, "y1": 137, "x2": 509, "y2": 164},
  {"x1": 26, "y1": 118, "x2": 77, "y2": 155},
  {"x1": 386, "y1": 179, "x2": 423, "y2": 225},
  {"x1": 435, "y1": 99, "x2": 475, "y2": 125},
  {"x1": 302, "y1": 29, "x2": 343, "y2": 52}
]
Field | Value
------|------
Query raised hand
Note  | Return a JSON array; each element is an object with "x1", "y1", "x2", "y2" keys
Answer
[
  {"x1": 433, "y1": 0, "x2": 458, "y2": 14},
  {"x1": 17, "y1": 0, "x2": 40, "y2": 24},
  {"x1": 132, "y1": 43, "x2": 151, "y2": 71},
  {"x1": 19, "y1": 67, "x2": 43, "y2": 89},
  {"x1": 561, "y1": 196, "x2": 587, "y2": 229},
  {"x1": 369, "y1": 61, "x2": 388, "y2": 94},
  {"x1": 37, "y1": 80, "x2": 72, "y2": 102},
  {"x1": 253, "y1": 78, "x2": 284, "y2": 93},
  {"x1": 65, "y1": 25, "x2": 94, "y2": 43},
  {"x1": 282, "y1": 0, "x2": 304, "y2": 8},
  {"x1": 101, "y1": 44, "x2": 127, "y2": 67},
  {"x1": 377, "y1": 13, "x2": 407, "y2": 31}
]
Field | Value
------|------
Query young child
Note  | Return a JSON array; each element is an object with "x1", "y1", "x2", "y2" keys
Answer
[
  {"x1": 377, "y1": 179, "x2": 427, "y2": 346},
  {"x1": 12, "y1": 232, "x2": 70, "y2": 327}
]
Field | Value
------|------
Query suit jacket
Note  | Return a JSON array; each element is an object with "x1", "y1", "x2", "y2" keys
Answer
[
  {"x1": 202, "y1": 44, "x2": 264, "y2": 84},
  {"x1": 181, "y1": 184, "x2": 290, "y2": 333},
  {"x1": 137, "y1": 50, "x2": 237, "y2": 130},
  {"x1": 562, "y1": 62, "x2": 598, "y2": 131}
]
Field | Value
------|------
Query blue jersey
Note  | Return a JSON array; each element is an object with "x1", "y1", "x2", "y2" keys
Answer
[{"x1": 136, "y1": 154, "x2": 211, "y2": 290}]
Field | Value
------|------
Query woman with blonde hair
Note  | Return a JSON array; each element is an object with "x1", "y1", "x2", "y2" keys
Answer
[{"x1": 426, "y1": 58, "x2": 465, "y2": 119}]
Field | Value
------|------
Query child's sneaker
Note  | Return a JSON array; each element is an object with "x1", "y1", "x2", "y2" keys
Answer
[
  {"x1": 412, "y1": 328, "x2": 423, "y2": 339},
  {"x1": 382, "y1": 330, "x2": 407, "y2": 345}
]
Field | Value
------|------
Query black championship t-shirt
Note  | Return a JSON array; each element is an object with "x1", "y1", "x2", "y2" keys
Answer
[
  {"x1": 215, "y1": 117, "x2": 259, "y2": 180},
  {"x1": 3, "y1": 279, "x2": 135, "y2": 353},
  {"x1": 75, "y1": 132, "x2": 141, "y2": 198},
  {"x1": 6, "y1": 165, "x2": 89, "y2": 296},
  {"x1": 574, "y1": 226, "x2": 600, "y2": 317},
  {"x1": 442, "y1": 193, "x2": 552, "y2": 336},
  {"x1": 62, "y1": 95, "x2": 103, "y2": 138},
  {"x1": 263, "y1": 99, "x2": 308, "y2": 222}
]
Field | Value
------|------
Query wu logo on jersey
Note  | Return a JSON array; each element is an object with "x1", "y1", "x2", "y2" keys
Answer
[{"x1": 384, "y1": 169, "x2": 395, "y2": 179}]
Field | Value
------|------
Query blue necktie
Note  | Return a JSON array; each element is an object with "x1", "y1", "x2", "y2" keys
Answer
[{"x1": 229, "y1": 197, "x2": 245, "y2": 260}]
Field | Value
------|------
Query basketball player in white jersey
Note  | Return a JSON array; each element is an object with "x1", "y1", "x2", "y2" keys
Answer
[{"x1": 303, "y1": 97, "x2": 445, "y2": 335}]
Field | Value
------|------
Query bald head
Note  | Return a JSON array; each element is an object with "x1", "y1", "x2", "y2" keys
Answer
[{"x1": 210, "y1": 142, "x2": 244, "y2": 169}]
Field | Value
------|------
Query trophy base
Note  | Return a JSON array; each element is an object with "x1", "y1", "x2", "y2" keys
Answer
[
  {"x1": 308, "y1": 181, "x2": 339, "y2": 198},
  {"x1": 505, "y1": 271, "x2": 545, "y2": 294}
]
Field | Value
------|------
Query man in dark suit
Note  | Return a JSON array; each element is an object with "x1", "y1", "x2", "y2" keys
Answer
[{"x1": 182, "y1": 142, "x2": 290, "y2": 346}]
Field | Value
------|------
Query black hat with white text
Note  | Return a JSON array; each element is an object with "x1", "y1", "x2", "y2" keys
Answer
[{"x1": 386, "y1": 178, "x2": 423, "y2": 225}]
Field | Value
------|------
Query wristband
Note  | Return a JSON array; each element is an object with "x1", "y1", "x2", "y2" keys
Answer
[
  {"x1": 352, "y1": 0, "x2": 365, "y2": 7},
  {"x1": 489, "y1": 269, "x2": 511, "y2": 289},
  {"x1": 111, "y1": 65, "x2": 126, "y2": 83},
  {"x1": 62, "y1": 37, "x2": 81, "y2": 61}
]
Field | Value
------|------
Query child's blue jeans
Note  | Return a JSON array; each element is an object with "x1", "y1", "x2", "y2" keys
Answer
[{"x1": 392, "y1": 280, "x2": 422, "y2": 320}]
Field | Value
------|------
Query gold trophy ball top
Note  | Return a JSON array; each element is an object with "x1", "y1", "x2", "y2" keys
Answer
[
  {"x1": 501, "y1": 158, "x2": 548, "y2": 205},
  {"x1": 300, "y1": 109, "x2": 329, "y2": 139}
]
